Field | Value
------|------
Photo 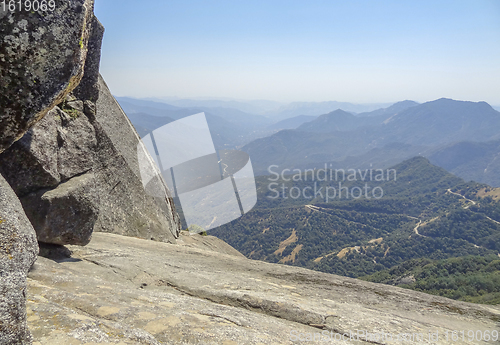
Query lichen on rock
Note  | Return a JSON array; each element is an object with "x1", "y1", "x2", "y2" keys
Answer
[
  {"x1": 0, "y1": 1, "x2": 97, "y2": 342},
  {"x1": 0, "y1": 0, "x2": 95, "y2": 153}
]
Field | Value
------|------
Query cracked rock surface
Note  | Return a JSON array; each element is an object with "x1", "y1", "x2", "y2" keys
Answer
[
  {"x1": 27, "y1": 232, "x2": 500, "y2": 344},
  {"x1": 0, "y1": 78, "x2": 181, "y2": 245},
  {"x1": 0, "y1": 0, "x2": 95, "y2": 153}
]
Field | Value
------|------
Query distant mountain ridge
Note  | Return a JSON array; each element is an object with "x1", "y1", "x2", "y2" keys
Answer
[
  {"x1": 428, "y1": 139, "x2": 500, "y2": 188},
  {"x1": 242, "y1": 98, "x2": 500, "y2": 184},
  {"x1": 295, "y1": 101, "x2": 419, "y2": 133},
  {"x1": 267, "y1": 101, "x2": 392, "y2": 120},
  {"x1": 116, "y1": 97, "x2": 275, "y2": 149},
  {"x1": 297, "y1": 109, "x2": 386, "y2": 133},
  {"x1": 146, "y1": 98, "x2": 283, "y2": 115},
  {"x1": 380, "y1": 98, "x2": 500, "y2": 146},
  {"x1": 119, "y1": 96, "x2": 500, "y2": 186},
  {"x1": 117, "y1": 96, "x2": 394, "y2": 118}
]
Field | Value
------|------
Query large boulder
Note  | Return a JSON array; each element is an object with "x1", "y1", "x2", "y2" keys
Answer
[
  {"x1": 0, "y1": 0, "x2": 95, "y2": 153},
  {"x1": 22, "y1": 172, "x2": 98, "y2": 246},
  {"x1": 1, "y1": 2, "x2": 98, "y2": 343},
  {"x1": 0, "y1": 175, "x2": 38, "y2": 344},
  {"x1": 0, "y1": 81, "x2": 181, "y2": 245},
  {"x1": 0, "y1": 87, "x2": 181, "y2": 245},
  {"x1": 0, "y1": 106, "x2": 97, "y2": 197},
  {"x1": 0, "y1": 104, "x2": 100, "y2": 246}
]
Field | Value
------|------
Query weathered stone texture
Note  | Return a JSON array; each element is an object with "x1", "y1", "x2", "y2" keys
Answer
[
  {"x1": 0, "y1": 175, "x2": 38, "y2": 345},
  {"x1": 93, "y1": 76, "x2": 181, "y2": 242},
  {"x1": 22, "y1": 172, "x2": 98, "y2": 246},
  {"x1": 73, "y1": 15, "x2": 104, "y2": 103},
  {"x1": 26, "y1": 232, "x2": 500, "y2": 344},
  {"x1": 0, "y1": 9, "x2": 180, "y2": 246},
  {"x1": 0, "y1": 104, "x2": 99, "y2": 245},
  {"x1": 0, "y1": 86, "x2": 180, "y2": 245},
  {"x1": 0, "y1": 0, "x2": 95, "y2": 153}
]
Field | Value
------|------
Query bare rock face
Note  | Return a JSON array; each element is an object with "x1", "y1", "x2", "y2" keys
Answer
[
  {"x1": 0, "y1": 106, "x2": 97, "y2": 197},
  {"x1": 0, "y1": 13, "x2": 102, "y2": 246},
  {"x1": 0, "y1": 0, "x2": 95, "y2": 153},
  {"x1": 27, "y1": 232, "x2": 500, "y2": 344},
  {"x1": 0, "y1": 175, "x2": 38, "y2": 345},
  {"x1": 22, "y1": 172, "x2": 99, "y2": 246},
  {"x1": 73, "y1": 16, "x2": 104, "y2": 103},
  {"x1": 1, "y1": 2, "x2": 98, "y2": 343},
  {"x1": 0, "y1": 89, "x2": 180, "y2": 245},
  {"x1": 0, "y1": 103, "x2": 99, "y2": 246},
  {"x1": 92, "y1": 75, "x2": 181, "y2": 242},
  {"x1": 0, "y1": 110, "x2": 60, "y2": 196},
  {"x1": 0, "y1": 11, "x2": 180, "y2": 246}
]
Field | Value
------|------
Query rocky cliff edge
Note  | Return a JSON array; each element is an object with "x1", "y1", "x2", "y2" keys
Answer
[{"x1": 27, "y1": 232, "x2": 500, "y2": 345}]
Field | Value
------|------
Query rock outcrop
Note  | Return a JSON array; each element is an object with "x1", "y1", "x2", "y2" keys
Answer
[
  {"x1": 92, "y1": 75, "x2": 181, "y2": 241},
  {"x1": 6, "y1": 2, "x2": 499, "y2": 345},
  {"x1": 0, "y1": 103, "x2": 100, "y2": 245},
  {"x1": 0, "y1": 1, "x2": 177, "y2": 343},
  {"x1": 0, "y1": 82, "x2": 182, "y2": 246},
  {"x1": 0, "y1": 1, "x2": 181, "y2": 341},
  {"x1": 0, "y1": 175, "x2": 38, "y2": 344},
  {"x1": 27, "y1": 232, "x2": 500, "y2": 344},
  {"x1": 22, "y1": 172, "x2": 99, "y2": 246},
  {"x1": 0, "y1": 22, "x2": 181, "y2": 246},
  {"x1": 1, "y1": 1, "x2": 99, "y2": 343},
  {"x1": 0, "y1": 0, "x2": 95, "y2": 153}
]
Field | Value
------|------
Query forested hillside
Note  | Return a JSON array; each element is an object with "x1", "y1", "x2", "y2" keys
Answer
[
  {"x1": 211, "y1": 157, "x2": 500, "y2": 303},
  {"x1": 362, "y1": 255, "x2": 500, "y2": 305}
]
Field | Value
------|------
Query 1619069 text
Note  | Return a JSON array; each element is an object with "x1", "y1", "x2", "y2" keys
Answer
[{"x1": 1, "y1": 0, "x2": 56, "y2": 12}]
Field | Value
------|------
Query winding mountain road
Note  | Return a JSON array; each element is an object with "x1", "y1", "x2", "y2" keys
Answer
[
  {"x1": 413, "y1": 219, "x2": 423, "y2": 236},
  {"x1": 308, "y1": 191, "x2": 500, "y2": 258},
  {"x1": 447, "y1": 189, "x2": 476, "y2": 208},
  {"x1": 447, "y1": 189, "x2": 500, "y2": 256},
  {"x1": 447, "y1": 189, "x2": 500, "y2": 225}
]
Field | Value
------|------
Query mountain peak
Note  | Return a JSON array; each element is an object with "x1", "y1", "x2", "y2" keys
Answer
[
  {"x1": 319, "y1": 109, "x2": 356, "y2": 120},
  {"x1": 390, "y1": 100, "x2": 419, "y2": 108},
  {"x1": 426, "y1": 98, "x2": 496, "y2": 110},
  {"x1": 327, "y1": 108, "x2": 354, "y2": 116},
  {"x1": 296, "y1": 109, "x2": 361, "y2": 133}
]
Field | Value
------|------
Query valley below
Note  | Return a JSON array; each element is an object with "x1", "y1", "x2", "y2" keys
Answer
[{"x1": 122, "y1": 96, "x2": 500, "y2": 307}]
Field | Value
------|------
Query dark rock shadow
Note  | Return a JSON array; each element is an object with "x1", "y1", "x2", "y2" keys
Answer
[{"x1": 37, "y1": 242, "x2": 82, "y2": 263}]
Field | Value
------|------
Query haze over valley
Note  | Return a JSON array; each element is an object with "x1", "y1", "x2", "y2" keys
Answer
[
  {"x1": 120, "y1": 96, "x2": 500, "y2": 188},
  {"x1": 119, "y1": 94, "x2": 500, "y2": 305}
]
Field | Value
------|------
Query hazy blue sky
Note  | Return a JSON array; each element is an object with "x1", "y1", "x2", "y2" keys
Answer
[{"x1": 94, "y1": 0, "x2": 500, "y2": 104}]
